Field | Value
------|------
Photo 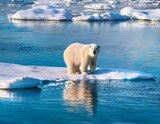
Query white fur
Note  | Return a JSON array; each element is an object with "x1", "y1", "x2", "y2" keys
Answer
[{"x1": 63, "y1": 43, "x2": 100, "y2": 75}]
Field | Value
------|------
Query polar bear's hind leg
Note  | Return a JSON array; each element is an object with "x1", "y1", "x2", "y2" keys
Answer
[{"x1": 66, "y1": 62, "x2": 75, "y2": 75}]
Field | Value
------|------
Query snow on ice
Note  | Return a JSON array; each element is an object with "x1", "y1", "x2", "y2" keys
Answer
[{"x1": 121, "y1": 7, "x2": 160, "y2": 21}]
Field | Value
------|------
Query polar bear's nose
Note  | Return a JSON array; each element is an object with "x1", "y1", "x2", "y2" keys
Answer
[{"x1": 93, "y1": 50, "x2": 96, "y2": 54}]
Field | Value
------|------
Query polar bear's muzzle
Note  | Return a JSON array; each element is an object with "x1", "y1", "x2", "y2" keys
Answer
[{"x1": 93, "y1": 46, "x2": 100, "y2": 55}]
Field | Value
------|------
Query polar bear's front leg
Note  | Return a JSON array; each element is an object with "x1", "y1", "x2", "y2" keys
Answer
[
  {"x1": 90, "y1": 60, "x2": 96, "y2": 74},
  {"x1": 81, "y1": 59, "x2": 88, "y2": 75}
]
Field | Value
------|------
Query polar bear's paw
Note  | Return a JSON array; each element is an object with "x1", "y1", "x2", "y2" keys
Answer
[
  {"x1": 68, "y1": 72, "x2": 75, "y2": 75},
  {"x1": 81, "y1": 72, "x2": 88, "y2": 75},
  {"x1": 75, "y1": 72, "x2": 81, "y2": 75}
]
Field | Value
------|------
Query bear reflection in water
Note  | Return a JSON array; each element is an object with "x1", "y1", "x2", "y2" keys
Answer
[{"x1": 63, "y1": 80, "x2": 97, "y2": 115}]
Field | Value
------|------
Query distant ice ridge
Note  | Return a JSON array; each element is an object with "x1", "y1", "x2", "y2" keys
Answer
[
  {"x1": 8, "y1": 5, "x2": 73, "y2": 21},
  {"x1": 121, "y1": 7, "x2": 160, "y2": 21},
  {"x1": 8, "y1": 4, "x2": 160, "y2": 21},
  {"x1": 8, "y1": 4, "x2": 129, "y2": 21},
  {"x1": 0, "y1": 62, "x2": 155, "y2": 89}
]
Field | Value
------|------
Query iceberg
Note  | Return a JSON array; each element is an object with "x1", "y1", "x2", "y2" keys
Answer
[
  {"x1": 0, "y1": 62, "x2": 155, "y2": 89},
  {"x1": 8, "y1": 5, "x2": 73, "y2": 21},
  {"x1": 121, "y1": 7, "x2": 160, "y2": 21}
]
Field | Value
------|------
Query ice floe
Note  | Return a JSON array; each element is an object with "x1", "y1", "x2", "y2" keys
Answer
[
  {"x1": 72, "y1": 12, "x2": 129, "y2": 21},
  {"x1": 7, "y1": 4, "x2": 130, "y2": 21},
  {"x1": 121, "y1": 7, "x2": 160, "y2": 21},
  {"x1": 8, "y1": 5, "x2": 73, "y2": 21},
  {"x1": 8, "y1": 1, "x2": 159, "y2": 22},
  {"x1": 0, "y1": 76, "x2": 42, "y2": 89},
  {"x1": 0, "y1": 62, "x2": 155, "y2": 89}
]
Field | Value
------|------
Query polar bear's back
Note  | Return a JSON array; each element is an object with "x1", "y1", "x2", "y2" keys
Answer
[{"x1": 67, "y1": 43, "x2": 86, "y2": 50}]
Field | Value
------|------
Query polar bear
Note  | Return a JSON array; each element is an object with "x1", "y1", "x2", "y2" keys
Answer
[{"x1": 63, "y1": 43, "x2": 100, "y2": 75}]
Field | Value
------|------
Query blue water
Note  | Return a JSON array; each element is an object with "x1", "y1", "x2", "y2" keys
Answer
[{"x1": 0, "y1": 5, "x2": 160, "y2": 124}]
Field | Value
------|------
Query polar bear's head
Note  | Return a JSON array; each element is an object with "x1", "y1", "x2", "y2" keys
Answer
[{"x1": 89, "y1": 43, "x2": 100, "y2": 57}]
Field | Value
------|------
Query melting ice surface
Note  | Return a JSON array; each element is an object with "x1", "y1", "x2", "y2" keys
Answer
[{"x1": 0, "y1": 62, "x2": 155, "y2": 89}]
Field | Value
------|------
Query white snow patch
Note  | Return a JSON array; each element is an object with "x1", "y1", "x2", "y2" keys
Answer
[
  {"x1": 107, "y1": 0, "x2": 120, "y2": 5},
  {"x1": 121, "y1": 7, "x2": 160, "y2": 21},
  {"x1": 8, "y1": 5, "x2": 73, "y2": 21},
  {"x1": 63, "y1": 0, "x2": 78, "y2": 3},
  {"x1": 84, "y1": 3, "x2": 113, "y2": 10},
  {"x1": 0, "y1": 62, "x2": 155, "y2": 89}
]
